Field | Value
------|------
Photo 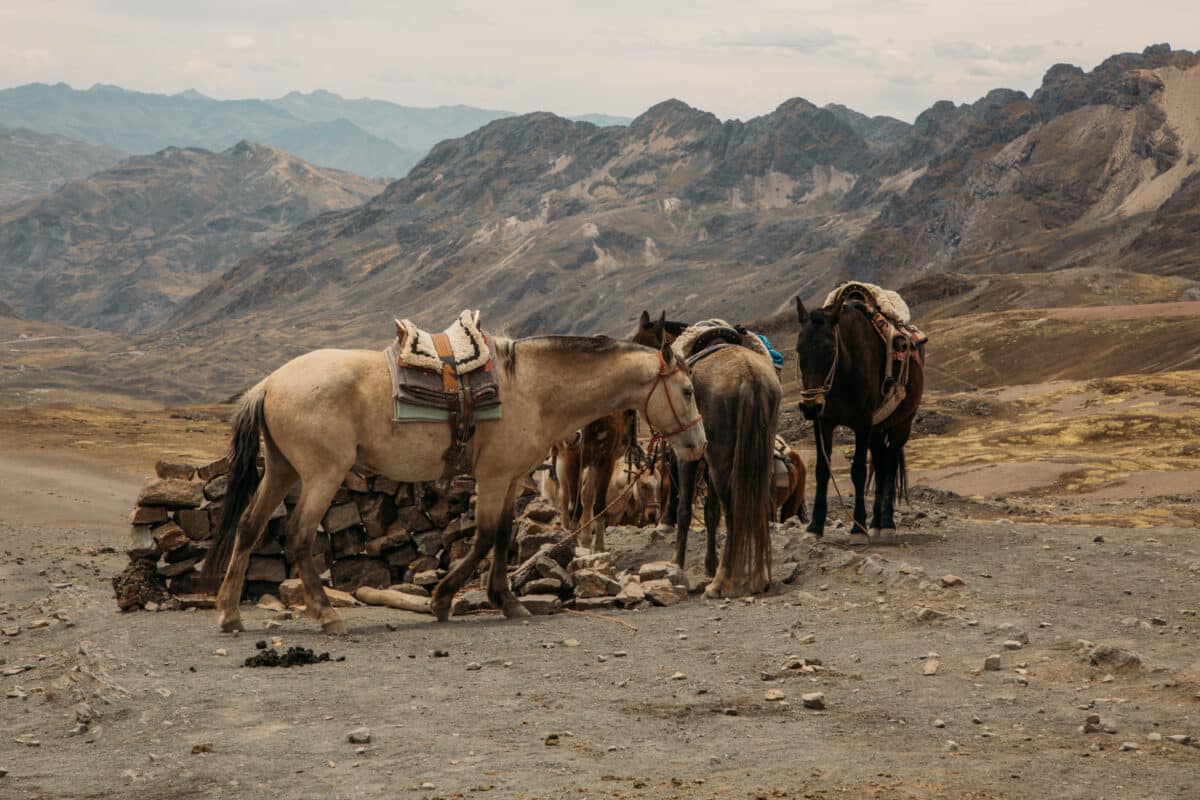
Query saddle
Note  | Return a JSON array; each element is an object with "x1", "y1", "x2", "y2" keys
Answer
[
  {"x1": 385, "y1": 310, "x2": 501, "y2": 478},
  {"x1": 824, "y1": 282, "x2": 927, "y2": 425},
  {"x1": 773, "y1": 435, "x2": 793, "y2": 490},
  {"x1": 675, "y1": 320, "x2": 773, "y2": 367}
]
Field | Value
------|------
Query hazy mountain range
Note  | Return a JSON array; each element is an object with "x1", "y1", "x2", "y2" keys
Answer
[{"x1": 0, "y1": 83, "x2": 631, "y2": 179}]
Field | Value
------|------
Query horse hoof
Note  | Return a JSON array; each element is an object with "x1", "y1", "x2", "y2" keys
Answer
[
  {"x1": 430, "y1": 601, "x2": 452, "y2": 623},
  {"x1": 218, "y1": 613, "x2": 243, "y2": 633},
  {"x1": 321, "y1": 618, "x2": 348, "y2": 636},
  {"x1": 503, "y1": 602, "x2": 532, "y2": 619},
  {"x1": 848, "y1": 531, "x2": 870, "y2": 546},
  {"x1": 805, "y1": 522, "x2": 824, "y2": 536}
]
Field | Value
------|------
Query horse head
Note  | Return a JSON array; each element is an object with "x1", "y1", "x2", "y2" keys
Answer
[
  {"x1": 643, "y1": 341, "x2": 706, "y2": 461},
  {"x1": 634, "y1": 310, "x2": 689, "y2": 348},
  {"x1": 794, "y1": 295, "x2": 844, "y2": 421}
]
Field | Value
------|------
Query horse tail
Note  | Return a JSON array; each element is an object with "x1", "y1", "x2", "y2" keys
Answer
[
  {"x1": 200, "y1": 382, "x2": 267, "y2": 589},
  {"x1": 729, "y1": 378, "x2": 777, "y2": 589}
]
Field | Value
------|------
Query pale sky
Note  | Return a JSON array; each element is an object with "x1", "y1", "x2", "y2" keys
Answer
[{"x1": 1, "y1": 1, "x2": 1197, "y2": 122}]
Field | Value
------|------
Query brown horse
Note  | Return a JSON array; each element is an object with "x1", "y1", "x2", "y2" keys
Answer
[
  {"x1": 794, "y1": 295, "x2": 924, "y2": 538},
  {"x1": 671, "y1": 331, "x2": 781, "y2": 597},
  {"x1": 200, "y1": 334, "x2": 706, "y2": 633},
  {"x1": 773, "y1": 438, "x2": 808, "y2": 523},
  {"x1": 568, "y1": 311, "x2": 687, "y2": 550}
]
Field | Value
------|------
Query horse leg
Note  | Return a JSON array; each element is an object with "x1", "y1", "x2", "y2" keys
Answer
[
  {"x1": 486, "y1": 480, "x2": 530, "y2": 619},
  {"x1": 588, "y1": 456, "x2": 616, "y2": 552},
  {"x1": 577, "y1": 465, "x2": 597, "y2": 549},
  {"x1": 286, "y1": 473, "x2": 347, "y2": 634},
  {"x1": 850, "y1": 427, "x2": 870, "y2": 539},
  {"x1": 869, "y1": 435, "x2": 886, "y2": 535},
  {"x1": 430, "y1": 479, "x2": 501, "y2": 622},
  {"x1": 705, "y1": 478, "x2": 738, "y2": 597},
  {"x1": 880, "y1": 443, "x2": 901, "y2": 534},
  {"x1": 673, "y1": 457, "x2": 700, "y2": 567},
  {"x1": 659, "y1": 449, "x2": 679, "y2": 530},
  {"x1": 215, "y1": 449, "x2": 296, "y2": 633},
  {"x1": 703, "y1": 467, "x2": 721, "y2": 578},
  {"x1": 806, "y1": 420, "x2": 835, "y2": 537}
]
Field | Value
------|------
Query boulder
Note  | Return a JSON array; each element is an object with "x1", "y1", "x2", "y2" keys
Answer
[
  {"x1": 130, "y1": 505, "x2": 169, "y2": 525},
  {"x1": 202, "y1": 475, "x2": 229, "y2": 502},
  {"x1": 569, "y1": 552, "x2": 616, "y2": 574},
  {"x1": 535, "y1": 555, "x2": 573, "y2": 587},
  {"x1": 523, "y1": 577, "x2": 563, "y2": 595},
  {"x1": 155, "y1": 461, "x2": 196, "y2": 480},
  {"x1": 521, "y1": 594, "x2": 562, "y2": 615},
  {"x1": 372, "y1": 476, "x2": 400, "y2": 495},
  {"x1": 151, "y1": 522, "x2": 189, "y2": 554},
  {"x1": 331, "y1": 528, "x2": 366, "y2": 560},
  {"x1": 246, "y1": 556, "x2": 287, "y2": 583},
  {"x1": 354, "y1": 493, "x2": 396, "y2": 539},
  {"x1": 573, "y1": 568, "x2": 621, "y2": 598},
  {"x1": 452, "y1": 589, "x2": 491, "y2": 616},
  {"x1": 137, "y1": 479, "x2": 203, "y2": 509},
  {"x1": 331, "y1": 556, "x2": 391, "y2": 592},
  {"x1": 343, "y1": 471, "x2": 370, "y2": 493},
  {"x1": 638, "y1": 560, "x2": 689, "y2": 589},
  {"x1": 322, "y1": 502, "x2": 362, "y2": 534},
  {"x1": 395, "y1": 505, "x2": 433, "y2": 533},
  {"x1": 643, "y1": 579, "x2": 687, "y2": 607},
  {"x1": 1088, "y1": 644, "x2": 1142, "y2": 671},
  {"x1": 196, "y1": 456, "x2": 230, "y2": 481},
  {"x1": 573, "y1": 596, "x2": 618, "y2": 610},
  {"x1": 522, "y1": 499, "x2": 558, "y2": 524},
  {"x1": 616, "y1": 580, "x2": 646, "y2": 607},
  {"x1": 414, "y1": 530, "x2": 443, "y2": 557},
  {"x1": 157, "y1": 556, "x2": 202, "y2": 579},
  {"x1": 176, "y1": 508, "x2": 211, "y2": 541},
  {"x1": 279, "y1": 578, "x2": 305, "y2": 606}
]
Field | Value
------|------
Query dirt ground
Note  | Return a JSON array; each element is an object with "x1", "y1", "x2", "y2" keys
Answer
[{"x1": 3, "y1": 411, "x2": 1200, "y2": 799}]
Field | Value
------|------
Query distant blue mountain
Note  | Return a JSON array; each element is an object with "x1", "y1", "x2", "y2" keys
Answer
[{"x1": 0, "y1": 83, "x2": 628, "y2": 178}]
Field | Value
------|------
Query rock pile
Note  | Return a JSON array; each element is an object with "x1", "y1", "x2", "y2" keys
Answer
[
  {"x1": 117, "y1": 460, "x2": 695, "y2": 616},
  {"x1": 117, "y1": 457, "x2": 478, "y2": 610}
]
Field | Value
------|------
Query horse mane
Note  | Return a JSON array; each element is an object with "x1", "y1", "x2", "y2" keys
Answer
[{"x1": 497, "y1": 335, "x2": 648, "y2": 378}]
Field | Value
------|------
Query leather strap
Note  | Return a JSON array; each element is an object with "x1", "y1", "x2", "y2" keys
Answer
[{"x1": 432, "y1": 332, "x2": 458, "y2": 393}]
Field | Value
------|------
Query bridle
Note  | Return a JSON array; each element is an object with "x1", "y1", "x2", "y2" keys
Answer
[
  {"x1": 643, "y1": 352, "x2": 703, "y2": 447},
  {"x1": 797, "y1": 325, "x2": 840, "y2": 405}
]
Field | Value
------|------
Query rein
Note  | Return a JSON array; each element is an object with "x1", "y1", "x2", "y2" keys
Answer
[
  {"x1": 796, "y1": 326, "x2": 840, "y2": 404},
  {"x1": 643, "y1": 353, "x2": 703, "y2": 442}
]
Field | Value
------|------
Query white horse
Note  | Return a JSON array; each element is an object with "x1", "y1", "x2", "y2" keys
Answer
[{"x1": 201, "y1": 335, "x2": 706, "y2": 633}]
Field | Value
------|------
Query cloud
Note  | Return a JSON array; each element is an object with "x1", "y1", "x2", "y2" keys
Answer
[
  {"x1": 934, "y1": 40, "x2": 1045, "y2": 65},
  {"x1": 223, "y1": 34, "x2": 257, "y2": 50},
  {"x1": 707, "y1": 27, "x2": 855, "y2": 54}
]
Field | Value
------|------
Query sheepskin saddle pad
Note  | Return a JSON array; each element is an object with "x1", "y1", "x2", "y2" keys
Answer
[{"x1": 393, "y1": 309, "x2": 491, "y2": 375}]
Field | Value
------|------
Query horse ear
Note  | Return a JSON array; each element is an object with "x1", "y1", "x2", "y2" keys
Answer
[
  {"x1": 660, "y1": 340, "x2": 674, "y2": 365},
  {"x1": 828, "y1": 294, "x2": 845, "y2": 321},
  {"x1": 639, "y1": 310, "x2": 651, "y2": 329},
  {"x1": 795, "y1": 296, "x2": 807, "y2": 324},
  {"x1": 653, "y1": 311, "x2": 666, "y2": 340}
]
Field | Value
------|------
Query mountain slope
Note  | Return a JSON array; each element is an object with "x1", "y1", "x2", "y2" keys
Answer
[
  {"x1": 263, "y1": 118, "x2": 424, "y2": 178},
  {"x1": 173, "y1": 45, "x2": 1200, "y2": 351},
  {"x1": 0, "y1": 141, "x2": 383, "y2": 331},
  {"x1": 0, "y1": 125, "x2": 125, "y2": 205}
]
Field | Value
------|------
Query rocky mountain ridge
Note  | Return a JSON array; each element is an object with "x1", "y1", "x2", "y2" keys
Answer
[
  {"x1": 0, "y1": 141, "x2": 384, "y2": 331},
  {"x1": 174, "y1": 45, "x2": 1200, "y2": 345},
  {"x1": 0, "y1": 124, "x2": 126, "y2": 206}
]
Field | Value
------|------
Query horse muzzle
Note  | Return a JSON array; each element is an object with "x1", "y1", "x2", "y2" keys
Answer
[
  {"x1": 672, "y1": 429, "x2": 706, "y2": 463},
  {"x1": 799, "y1": 398, "x2": 824, "y2": 421}
]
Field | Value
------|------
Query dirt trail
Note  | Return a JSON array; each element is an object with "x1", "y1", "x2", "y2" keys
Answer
[{"x1": 2, "y1": 448, "x2": 1199, "y2": 799}]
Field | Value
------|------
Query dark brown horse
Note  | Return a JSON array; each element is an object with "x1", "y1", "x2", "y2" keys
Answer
[
  {"x1": 671, "y1": 328, "x2": 780, "y2": 597},
  {"x1": 794, "y1": 294, "x2": 924, "y2": 539},
  {"x1": 569, "y1": 311, "x2": 686, "y2": 550}
]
